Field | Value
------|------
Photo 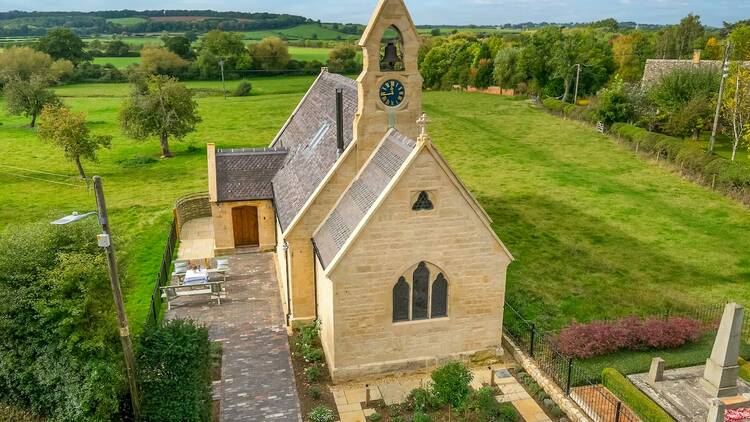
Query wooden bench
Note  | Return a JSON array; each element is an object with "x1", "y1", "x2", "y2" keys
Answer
[{"x1": 161, "y1": 281, "x2": 224, "y2": 310}]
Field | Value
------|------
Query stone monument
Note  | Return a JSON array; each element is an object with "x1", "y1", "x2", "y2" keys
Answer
[
  {"x1": 702, "y1": 303, "x2": 744, "y2": 398},
  {"x1": 648, "y1": 357, "x2": 665, "y2": 384}
]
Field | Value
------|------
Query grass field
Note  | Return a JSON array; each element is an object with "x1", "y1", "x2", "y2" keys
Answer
[
  {"x1": 84, "y1": 36, "x2": 163, "y2": 46},
  {"x1": 242, "y1": 23, "x2": 358, "y2": 41},
  {"x1": 2, "y1": 76, "x2": 749, "y2": 335},
  {"x1": 92, "y1": 56, "x2": 141, "y2": 69},
  {"x1": 106, "y1": 17, "x2": 149, "y2": 26}
]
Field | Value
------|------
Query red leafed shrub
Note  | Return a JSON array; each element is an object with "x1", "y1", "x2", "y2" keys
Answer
[{"x1": 558, "y1": 316, "x2": 705, "y2": 359}]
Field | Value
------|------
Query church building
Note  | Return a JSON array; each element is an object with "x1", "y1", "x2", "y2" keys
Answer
[{"x1": 206, "y1": 0, "x2": 514, "y2": 381}]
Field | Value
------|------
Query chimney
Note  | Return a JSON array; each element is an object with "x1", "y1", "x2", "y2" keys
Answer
[
  {"x1": 336, "y1": 89, "x2": 344, "y2": 156},
  {"x1": 693, "y1": 49, "x2": 702, "y2": 65}
]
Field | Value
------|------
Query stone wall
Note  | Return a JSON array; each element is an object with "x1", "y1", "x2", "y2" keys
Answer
[
  {"x1": 174, "y1": 192, "x2": 211, "y2": 234},
  {"x1": 211, "y1": 199, "x2": 276, "y2": 255},
  {"x1": 503, "y1": 336, "x2": 594, "y2": 422},
  {"x1": 322, "y1": 147, "x2": 512, "y2": 381}
]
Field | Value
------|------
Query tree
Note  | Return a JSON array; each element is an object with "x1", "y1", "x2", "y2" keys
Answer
[
  {"x1": 431, "y1": 28, "x2": 441, "y2": 37},
  {"x1": 37, "y1": 104, "x2": 111, "y2": 180},
  {"x1": 104, "y1": 40, "x2": 131, "y2": 57},
  {"x1": 721, "y1": 65, "x2": 750, "y2": 160},
  {"x1": 119, "y1": 75, "x2": 201, "y2": 157},
  {"x1": 197, "y1": 30, "x2": 251, "y2": 78},
  {"x1": 493, "y1": 47, "x2": 525, "y2": 89},
  {"x1": 3, "y1": 76, "x2": 61, "y2": 127},
  {"x1": 654, "y1": 14, "x2": 704, "y2": 59},
  {"x1": 162, "y1": 35, "x2": 194, "y2": 59},
  {"x1": 139, "y1": 47, "x2": 188, "y2": 76},
  {"x1": 612, "y1": 32, "x2": 653, "y2": 82},
  {"x1": 0, "y1": 222, "x2": 122, "y2": 421},
  {"x1": 327, "y1": 44, "x2": 360, "y2": 74},
  {"x1": 36, "y1": 28, "x2": 87, "y2": 64},
  {"x1": 649, "y1": 68, "x2": 719, "y2": 138},
  {"x1": 200, "y1": 30, "x2": 246, "y2": 58},
  {"x1": 251, "y1": 37, "x2": 291, "y2": 72},
  {"x1": 49, "y1": 59, "x2": 74, "y2": 81},
  {"x1": 728, "y1": 24, "x2": 750, "y2": 60},
  {"x1": 0, "y1": 46, "x2": 53, "y2": 82},
  {"x1": 592, "y1": 77, "x2": 633, "y2": 125}
]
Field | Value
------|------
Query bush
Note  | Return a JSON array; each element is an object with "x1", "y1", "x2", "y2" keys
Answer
[
  {"x1": 466, "y1": 387, "x2": 520, "y2": 421},
  {"x1": 412, "y1": 411, "x2": 432, "y2": 422},
  {"x1": 740, "y1": 358, "x2": 750, "y2": 383},
  {"x1": 367, "y1": 411, "x2": 382, "y2": 421},
  {"x1": 308, "y1": 405, "x2": 335, "y2": 422},
  {"x1": 0, "y1": 222, "x2": 124, "y2": 421},
  {"x1": 302, "y1": 344, "x2": 324, "y2": 363},
  {"x1": 233, "y1": 81, "x2": 252, "y2": 97},
  {"x1": 431, "y1": 361, "x2": 473, "y2": 409},
  {"x1": 407, "y1": 388, "x2": 439, "y2": 412},
  {"x1": 138, "y1": 319, "x2": 213, "y2": 422},
  {"x1": 305, "y1": 363, "x2": 323, "y2": 383},
  {"x1": 602, "y1": 368, "x2": 673, "y2": 422},
  {"x1": 542, "y1": 98, "x2": 567, "y2": 113},
  {"x1": 308, "y1": 386, "x2": 321, "y2": 400},
  {"x1": 559, "y1": 316, "x2": 704, "y2": 359},
  {"x1": 593, "y1": 78, "x2": 633, "y2": 125}
]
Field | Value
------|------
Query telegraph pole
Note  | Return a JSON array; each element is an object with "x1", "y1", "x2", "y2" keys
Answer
[
  {"x1": 573, "y1": 63, "x2": 582, "y2": 105},
  {"x1": 709, "y1": 42, "x2": 732, "y2": 152},
  {"x1": 219, "y1": 59, "x2": 226, "y2": 99},
  {"x1": 93, "y1": 176, "x2": 141, "y2": 420}
]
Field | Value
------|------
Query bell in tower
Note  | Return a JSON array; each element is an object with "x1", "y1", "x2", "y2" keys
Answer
[{"x1": 381, "y1": 37, "x2": 403, "y2": 71}]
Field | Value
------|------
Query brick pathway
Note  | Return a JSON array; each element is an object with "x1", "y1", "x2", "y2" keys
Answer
[{"x1": 166, "y1": 253, "x2": 302, "y2": 422}]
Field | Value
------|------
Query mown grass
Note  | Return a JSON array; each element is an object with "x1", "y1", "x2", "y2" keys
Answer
[
  {"x1": 242, "y1": 23, "x2": 358, "y2": 41},
  {"x1": 92, "y1": 56, "x2": 141, "y2": 69},
  {"x1": 106, "y1": 17, "x2": 149, "y2": 26},
  {"x1": 423, "y1": 92, "x2": 750, "y2": 329},
  {"x1": 0, "y1": 76, "x2": 313, "y2": 332},
  {"x1": 2, "y1": 80, "x2": 750, "y2": 338}
]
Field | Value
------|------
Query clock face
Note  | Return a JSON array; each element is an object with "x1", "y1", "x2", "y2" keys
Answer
[{"x1": 379, "y1": 79, "x2": 406, "y2": 107}]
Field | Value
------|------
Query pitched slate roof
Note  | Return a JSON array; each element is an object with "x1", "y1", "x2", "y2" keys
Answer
[
  {"x1": 215, "y1": 148, "x2": 288, "y2": 202},
  {"x1": 313, "y1": 130, "x2": 416, "y2": 268},
  {"x1": 271, "y1": 71, "x2": 358, "y2": 230}
]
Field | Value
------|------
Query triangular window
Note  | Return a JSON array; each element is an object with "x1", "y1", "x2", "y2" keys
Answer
[{"x1": 412, "y1": 191, "x2": 433, "y2": 211}]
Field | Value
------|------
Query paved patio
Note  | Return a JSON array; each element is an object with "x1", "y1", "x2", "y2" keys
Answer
[
  {"x1": 178, "y1": 217, "x2": 215, "y2": 260},
  {"x1": 329, "y1": 364, "x2": 552, "y2": 422},
  {"x1": 165, "y1": 252, "x2": 302, "y2": 422}
]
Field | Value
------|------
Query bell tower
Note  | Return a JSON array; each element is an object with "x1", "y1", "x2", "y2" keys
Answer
[{"x1": 353, "y1": 0, "x2": 423, "y2": 168}]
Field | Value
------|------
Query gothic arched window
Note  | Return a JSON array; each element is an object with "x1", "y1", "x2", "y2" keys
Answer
[
  {"x1": 431, "y1": 273, "x2": 448, "y2": 318},
  {"x1": 412, "y1": 191, "x2": 434, "y2": 211},
  {"x1": 393, "y1": 277, "x2": 410, "y2": 322},
  {"x1": 392, "y1": 262, "x2": 449, "y2": 322},
  {"x1": 412, "y1": 262, "x2": 430, "y2": 320},
  {"x1": 380, "y1": 26, "x2": 404, "y2": 71}
]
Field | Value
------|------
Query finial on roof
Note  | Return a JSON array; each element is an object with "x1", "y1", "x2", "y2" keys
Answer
[
  {"x1": 321, "y1": 67, "x2": 329, "y2": 73},
  {"x1": 417, "y1": 113, "x2": 431, "y2": 144}
]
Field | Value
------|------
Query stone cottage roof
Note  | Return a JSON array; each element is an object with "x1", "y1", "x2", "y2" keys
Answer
[
  {"x1": 313, "y1": 130, "x2": 416, "y2": 269},
  {"x1": 271, "y1": 71, "x2": 358, "y2": 230},
  {"x1": 641, "y1": 59, "x2": 722, "y2": 86},
  {"x1": 215, "y1": 148, "x2": 288, "y2": 202}
]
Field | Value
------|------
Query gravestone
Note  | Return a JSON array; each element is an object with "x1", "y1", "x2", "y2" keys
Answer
[
  {"x1": 702, "y1": 303, "x2": 744, "y2": 398},
  {"x1": 648, "y1": 357, "x2": 665, "y2": 384}
]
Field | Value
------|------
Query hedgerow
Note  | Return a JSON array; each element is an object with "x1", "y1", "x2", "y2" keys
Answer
[
  {"x1": 602, "y1": 368, "x2": 673, "y2": 422},
  {"x1": 559, "y1": 316, "x2": 704, "y2": 359}
]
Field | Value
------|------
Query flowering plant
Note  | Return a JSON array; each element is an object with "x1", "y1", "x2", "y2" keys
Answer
[{"x1": 725, "y1": 408, "x2": 750, "y2": 422}]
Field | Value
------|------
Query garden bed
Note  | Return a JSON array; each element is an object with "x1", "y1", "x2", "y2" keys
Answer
[{"x1": 288, "y1": 323, "x2": 339, "y2": 421}]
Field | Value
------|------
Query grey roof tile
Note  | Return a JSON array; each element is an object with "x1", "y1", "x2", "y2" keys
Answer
[
  {"x1": 271, "y1": 72, "x2": 358, "y2": 231},
  {"x1": 215, "y1": 148, "x2": 288, "y2": 202},
  {"x1": 314, "y1": 130, "x2": 416, "y2": 268}
]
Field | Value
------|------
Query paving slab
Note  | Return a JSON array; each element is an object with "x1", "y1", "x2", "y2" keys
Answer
[{"x1": 166, "y1": 253, "x2": 301, "y2": 422}]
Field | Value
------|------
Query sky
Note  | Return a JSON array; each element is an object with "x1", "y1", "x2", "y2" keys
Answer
[{"x1": 1, "y1": 0, "x2": 747, "y2": 27}]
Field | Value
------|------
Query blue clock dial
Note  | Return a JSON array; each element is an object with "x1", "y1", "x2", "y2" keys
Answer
[{"x1": 379, "y1": 79, "x2": 406, "y2": 107}]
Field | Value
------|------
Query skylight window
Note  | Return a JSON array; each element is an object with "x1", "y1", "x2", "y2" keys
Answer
[{"x1": 306, "y1": 121, "x2": 332, "y2": 151}]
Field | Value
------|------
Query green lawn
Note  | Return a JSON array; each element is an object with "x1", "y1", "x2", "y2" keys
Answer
[
  {"x1": 0, "y1": 75, "x2": 315, "y2": 332},
  {"x1": 92, "y1": 56, "x2": 141, "y2": 69},
  {"x1": 84, "y1": 36, "x2": 163, "y2": 46},
  {"x1": 288, "y1": 46, "x2": 332, "y2": 62},
  {"x1": 2, "y1": 80, "x2": 749, "y2": 337},
  {"x1": 242, "y1": 23, "x2": 358, "y2": 41},
  {"x1": 106, "y1": 17, "x2": 149, "y2": 26}
]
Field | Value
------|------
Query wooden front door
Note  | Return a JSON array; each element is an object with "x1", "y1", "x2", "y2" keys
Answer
[{"x1": 232, "y1": 206, "x2": 259, "y2": 247}]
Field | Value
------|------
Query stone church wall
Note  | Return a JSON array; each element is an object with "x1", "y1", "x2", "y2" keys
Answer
[
  {"x1": 211, "y1": 199, "x2": 276, "y2": 255},
  {"x1": 323, "y1": 148, "x2": 511, "y2": 381}
]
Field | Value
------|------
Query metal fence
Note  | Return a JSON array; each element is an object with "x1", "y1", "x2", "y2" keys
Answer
[{"x1": 145, "y1": 218, "x2": 178, "y2": 329}]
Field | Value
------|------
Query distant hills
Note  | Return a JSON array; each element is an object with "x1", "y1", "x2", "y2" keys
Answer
[{"x1": 0, "y1": 9, "x2": 670, "y2": 38}]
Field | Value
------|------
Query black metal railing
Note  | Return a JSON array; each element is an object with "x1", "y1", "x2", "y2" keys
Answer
[{"x1": 145, "y1": 219, "x2": 178, "y2": 328}]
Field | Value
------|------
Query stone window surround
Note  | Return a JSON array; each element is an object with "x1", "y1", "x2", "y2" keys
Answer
[
  {"x1": 410, "y1": 189, "x2": 438, "y2": 214},
  {"x1": 392, "y1": 261, "x2": 450, "y2": 324}
]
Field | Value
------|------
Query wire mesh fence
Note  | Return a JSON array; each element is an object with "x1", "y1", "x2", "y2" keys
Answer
[
  {"x1": 145, "y1": 218, "x2": 177, "y2": 329},
  {"x1": 503, "y1": 300, "x2": 748, "y2": 422}
]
